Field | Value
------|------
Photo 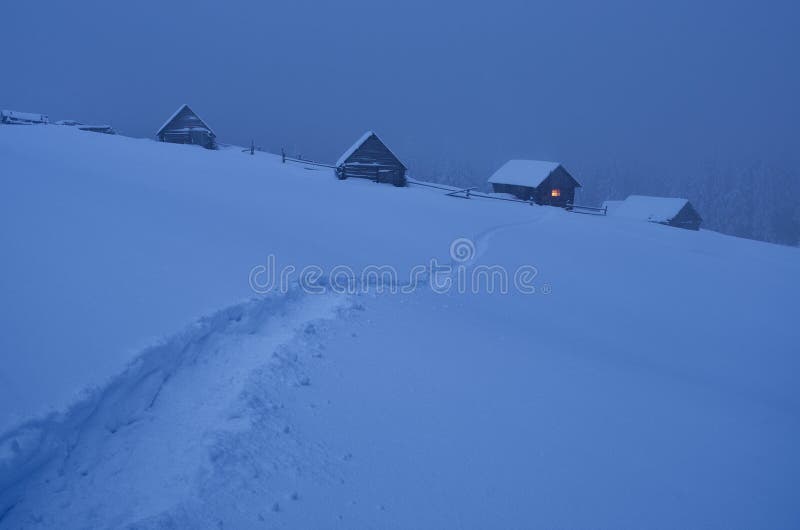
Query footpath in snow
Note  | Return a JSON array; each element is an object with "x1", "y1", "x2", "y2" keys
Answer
[
  {"x1": 1, "y1": 289, "x2": 355, "y2": 527},
  {"x1": 1, "y1": 125, "x2": 799, "y2": 528}
]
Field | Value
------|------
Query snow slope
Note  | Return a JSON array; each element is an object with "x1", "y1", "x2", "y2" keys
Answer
[
  {"x1": 1, "y1": 126, "x2": 799, "y2": 528},
  {"x1": 0, "y1": 125, "x2": 529, "y2": 432}
]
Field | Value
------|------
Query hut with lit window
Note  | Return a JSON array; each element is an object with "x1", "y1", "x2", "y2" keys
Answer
[
  {"x1": 156, "y1": 104, "x2": 216, "y2": 149},
  {"x1": 336, "y1": 131, "x2": 407, "y2": 187},
  {"x1": 488, "y1": 160, "x2": 581, "y2": 207}
]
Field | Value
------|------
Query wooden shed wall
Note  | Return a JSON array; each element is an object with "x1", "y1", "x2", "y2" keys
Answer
[
  {"x1": 158, "y1": 107, "x2": 216, "y2": 149},
  {"x1": 162, "y1": 107, "x2": 212, "y2": 134},
  {"x1": 340, "y1": 135, "x2": 406, "y2": 186},
  {"x1": 668, "y1": 203, "x2": 702, "y2": 230},
  {"x1": 536, "y1": 170, "x2": 577, "y2": 207},
  {"x1": 491, "y1": 166, "x2": 578, "y2": 207},
  {"x1": 491, "y1": 183, "x2": 535, "y2": 201}
]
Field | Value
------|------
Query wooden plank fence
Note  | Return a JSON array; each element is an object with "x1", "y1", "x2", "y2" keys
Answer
[
  {"x1": 281, "y1": 148, "x2": 337, "y2": 169},
  {"x1": 408, "y1": 179, "x2": 533, "y2": 205},
  {"x1": 566, "y1": 203, "x2": 608, "y2": 216}
]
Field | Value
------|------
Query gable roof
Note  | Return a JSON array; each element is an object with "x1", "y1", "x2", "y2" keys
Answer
[
  {"x1": 488, "y1": 160, "x2": 577, "y2": 188},
  {"x1": 336, "y1": 131, "x2": 406, "y2": 169},
  {"x1": 156, "y1": 104, "x2": 215, "y2": 137},
  {"x1": 612, "y1": 195, "x2": 694, "y2": 223}
]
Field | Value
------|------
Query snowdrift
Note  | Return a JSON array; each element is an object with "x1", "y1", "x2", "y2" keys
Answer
[{"x1": 1, "y1": 125, "x2": 798, "y2": 528}]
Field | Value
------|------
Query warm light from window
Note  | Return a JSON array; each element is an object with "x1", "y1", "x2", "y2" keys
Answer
[{"x1": 551, "y1": 188, "x2": 561, "y2": 197}]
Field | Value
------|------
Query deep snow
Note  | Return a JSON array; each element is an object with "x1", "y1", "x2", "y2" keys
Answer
[
  {"x1": 0, "y1": 125, "x2": 528, "y2": 432},
  {"x1": 1, "y1": 125, "x2": 798, "y2": 528}
]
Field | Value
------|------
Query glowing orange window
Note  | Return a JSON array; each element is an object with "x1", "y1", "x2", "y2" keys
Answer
[{"x1": 551, "y1": 188, "x2": 561, "y2": 197}]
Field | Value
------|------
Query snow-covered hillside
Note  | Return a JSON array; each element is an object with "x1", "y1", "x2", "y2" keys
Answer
[{"x1": 1, "y1": 126, "x2": 798, "y2": 528}]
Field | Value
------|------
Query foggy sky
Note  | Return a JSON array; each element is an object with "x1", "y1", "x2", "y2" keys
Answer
[{"x1": 4, "y1": 0, "x2": 799, "y2": 179}]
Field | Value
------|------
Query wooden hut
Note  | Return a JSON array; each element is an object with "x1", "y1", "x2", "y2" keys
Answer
[
  {"x1": 610, "y1": 195, "x2": 702, "y2": 230},
  {"x1": 488, "y1": 160, "x2": 581, "y2": 207},
  {"x1": 156, "y1": 104, "x2": 216, "y2": 149},
  {"x1": 56, "y1": 120, "x2": 116, "y2": 134},
  {"x1": 1, "y1": 110, "x2": 49, "y2": 125},
  {"x1": 76, "y1": 124, "x2": 116, "y2": 135},
  {"x1": 336, "y1": 131, "x2": 407, "y2": 187}
]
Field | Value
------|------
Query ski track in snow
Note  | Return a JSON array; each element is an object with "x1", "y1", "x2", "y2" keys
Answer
[{"x1": 0, "y1": 289, "x2": 361, "y2": 528}]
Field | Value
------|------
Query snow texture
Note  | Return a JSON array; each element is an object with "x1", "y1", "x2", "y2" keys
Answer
[
  {"x1": 1, "y1": 125, "x2": 799, "y2": 528},
  {"x1": 601, "y1": 199, "x2": 624, "y2": 213}
]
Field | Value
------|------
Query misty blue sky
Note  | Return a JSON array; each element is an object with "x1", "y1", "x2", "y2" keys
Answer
[{"x1": 3, "y1": 0, "x2": 799, "y2": 177}]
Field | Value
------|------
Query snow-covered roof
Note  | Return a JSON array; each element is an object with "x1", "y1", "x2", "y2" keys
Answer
[
  {"x1": 337, "y1": 131, "x2": 375, "y2": 167},
  {"x1": 156, "y1": 104, "x2": 215, "y2": 137},
  {"x1": 611, "y1": 195, "x2": 690, "y2": 223},
  {"x1": 488, "y1": 160, "x2": 562, "y2": 188},
  {"x1": 1, "y1": 110, "x2": 49, "y2": 124},
  {"x1": 161, "y1": 127, "x2": 212, "y2": 134},
  {"x1": 336, "y1": 131, "x2": 405, "y2": 169},
  {"x1": 157, "y1": 104, "x2": 189, "y2": 135},
  {"x1": 56, "y1": 120, "x2": 113, "y2": 131}
]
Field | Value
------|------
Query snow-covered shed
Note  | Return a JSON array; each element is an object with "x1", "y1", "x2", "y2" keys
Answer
[
  {"x1": 336, "y1": 131, "x2": 407, "y2": 187},
  {"x1": 1, "y1": 110, "x2": 49, "y2": 125},
  {"x1": 488, "y1": 160, "x2": 581, "y2": 207},
  {"x1": 56, "y1": 120, "x2": 116, "y2": 135},
  {"x1": 156, "y1": 104, "x2": 216, "y2": 149},
  {"x1": 610, "y1": 195, "x2": 702, "y2": 230}
]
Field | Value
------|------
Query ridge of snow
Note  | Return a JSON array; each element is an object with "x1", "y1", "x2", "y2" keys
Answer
[{"x1": 0, "y1": 288, "x2": 348, "y2": 524}]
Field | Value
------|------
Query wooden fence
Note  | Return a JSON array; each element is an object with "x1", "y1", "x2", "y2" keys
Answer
[
  {"x1": 281, "y1": 148, "x2": 337, "y2": 169},
  {"x1": 565, "y1": 203, "x2": 608, "y2": 216},
  {"x1": 276, "y1": 150, "x2": 607, "y2": 215}
]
